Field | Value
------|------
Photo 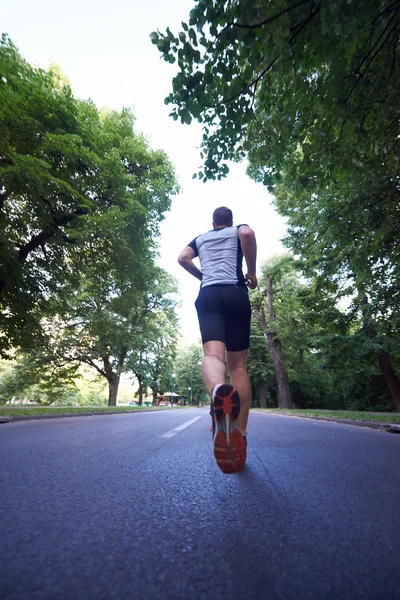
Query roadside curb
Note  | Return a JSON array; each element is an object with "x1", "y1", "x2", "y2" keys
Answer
[
  {"x1": 252, "y1": 411, "x2": 400, "y2": 433},
  {"x1": 0, "y1": 408, "x2": 174, "y2": 424}
]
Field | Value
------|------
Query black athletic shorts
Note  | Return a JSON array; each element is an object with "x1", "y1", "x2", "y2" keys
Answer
[{"x1": 195, "y1": 284, "x2": 251, "y2": 352}]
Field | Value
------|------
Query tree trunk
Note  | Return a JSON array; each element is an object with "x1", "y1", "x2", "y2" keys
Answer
[
  {"x1": 103, "y1": 356, "x2": 120, "y2": 407},
  {"x1": 267, "y1": 333, "x2": 292, "y2": 408},
  {"x1": 359, "y1": 293, "x2": 400, "y2": 412},
  {"x1": 107, "y1": 372, "x2": 120, "y2": 407},
  {"x1": 378, "y1": 350, "x2": 400, "y2": 413},
  {"x1": 270, "y1": 388, "x2": 279, "y2": 408},
  {"x1": 253, "y1": 276, "x2": 293, "y2": 409},
  {"x1": 152, "y1": 390, "x2": 158, "y2": 406},
  {"x1": 137, "y1": 376, "x2": 143, "y2": 406},
  {"x1": 265, "y1": 276, "x2": 292, "y2": 409},
  {"x1": 258, "y1": 381, "x2": 267, "y2": 408}
]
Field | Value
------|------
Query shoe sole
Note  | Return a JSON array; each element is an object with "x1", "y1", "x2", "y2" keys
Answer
[{"x1": 212, "y1": 384, "x2": 247, "y2": 473}]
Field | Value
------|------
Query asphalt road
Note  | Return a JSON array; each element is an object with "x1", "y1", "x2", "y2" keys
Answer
[{"x1": 1, "y1": 409, "x2": 399, "y2": 600}]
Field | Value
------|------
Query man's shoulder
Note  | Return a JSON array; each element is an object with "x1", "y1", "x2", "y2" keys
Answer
[{"x1": 197, "y1": 228, "x2": 219, "y2": 241}]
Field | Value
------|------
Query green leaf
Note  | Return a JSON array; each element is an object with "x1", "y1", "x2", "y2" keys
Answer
[{"x1": 188, "y1": 28, "x2": 197, "y2": 45}]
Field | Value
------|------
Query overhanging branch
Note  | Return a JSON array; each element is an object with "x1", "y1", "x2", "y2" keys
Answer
[
  {"x1": 232, "y1": 0, "x2": 313, "y2": 30},
  {"x1": 17, "y1": 208, "x2": 88, "y2": 262}
]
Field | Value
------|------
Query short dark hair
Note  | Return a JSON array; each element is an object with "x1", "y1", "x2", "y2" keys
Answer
[{"x1": 213, "y1": 206, "x2": 233, "y2": 226}]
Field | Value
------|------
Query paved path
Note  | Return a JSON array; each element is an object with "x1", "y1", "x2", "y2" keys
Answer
[{"x1": 1, "y1": 409, "x2": 399, "y2": 599}]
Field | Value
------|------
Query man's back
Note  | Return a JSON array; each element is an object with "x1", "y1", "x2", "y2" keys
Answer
[{"x1": 189, "y1": 225, "x2": 246, "y2": 288}]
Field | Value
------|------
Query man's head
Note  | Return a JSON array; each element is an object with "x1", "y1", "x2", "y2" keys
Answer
[{"x1": 212, "y1": 206, "x2": 233, "y2": 228}]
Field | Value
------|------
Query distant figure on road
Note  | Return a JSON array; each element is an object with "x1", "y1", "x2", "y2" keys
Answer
[{"x1": 178, "y1": 206, "x2": 257, "y2": 473}]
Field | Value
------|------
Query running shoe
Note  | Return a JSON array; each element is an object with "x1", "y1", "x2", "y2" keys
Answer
[{"x1": 211, "y1": 384, "x2": 247, "y2": 473}]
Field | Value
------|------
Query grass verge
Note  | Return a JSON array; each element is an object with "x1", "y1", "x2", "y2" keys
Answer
[
  {"x1": 253, "y1": 408, "x2": 400, "y2": 423},
  {"x1": 0, "y1": 405, "x2": 176, "y2": 417}
]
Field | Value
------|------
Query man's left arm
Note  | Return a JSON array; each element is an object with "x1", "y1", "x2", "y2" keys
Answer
[
  {"x1": 238, "y1": 225, "x2": 258, "y2": 289},
  {"x1": 178, "y1": 246, "x2": 202, "y2": 281}
]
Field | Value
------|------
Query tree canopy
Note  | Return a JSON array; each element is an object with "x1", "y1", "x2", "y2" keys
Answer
[
  {"x1": 152, "y1": 1, "x2": 399, "y2": 305},
  {"x1": 0, "y1": 36, "x2": 180, "y2": 406},
  {"x1": 153, "y1": 0, "x2": 400, "y2": 411},
  {"x1": 153, "y1": 0, "x2": 398, "y2": 181},
  {"x1": 249, "y1": 255, "x2": 398, "y2": 411},
  {"x1": 0, "y1": 34, "x2": 178, "y2": 358}
]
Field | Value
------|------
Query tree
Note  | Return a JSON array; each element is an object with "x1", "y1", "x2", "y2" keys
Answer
[
  {"x1": 0, "y1": 35, "x2": 98, "y2": 352},
  {"x1": 143, "y1": 324, "x2": 179, "y2": 406},
  {"x1": 0, "y1": 37, "x2": 180, "y2": 405},
  {"x1": 246, "y1": 316, "x2": 276, "y2": 407},
  {"x1": 153, "y1": 1, "x2": 400, "y2": 410},
  {"x1": 3, "y1": 267, "x2": 180, "y2": 408},
  {"x1": 153, "y1": 1, "x2": 398, "y2": 181},
  {"x1": 127, "y1": 273, "x2": 179, "y2": 405},
  {"x1": 174, "y1": 343, "x2": 207, "y2": 405},
  {"x1": 252, "y1": 256, "x2": 293, "y2": 408},
  {"x1": 0, "y1": 354, "x2": 110, "y2": 406},
  {"x1": 45, "y1": 265, "x2": 179, "y2": 406},
  {"x1": 0, "y1": 35, "x2": 178, "y2": 356},
  {"x1": 0, "y1": 353, "x2": 79, "y2": 405},
  {"x1": 250, "y1": 254, "x2": 397, "y2": 411}
]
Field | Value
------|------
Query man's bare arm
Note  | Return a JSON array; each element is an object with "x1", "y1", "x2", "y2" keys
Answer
[
  {"x1": 238, "y1": 226, "x2": 258, "y2": 289},
  {"x1": 177, "y1": 246, "x2": 202, "y2": 281}
]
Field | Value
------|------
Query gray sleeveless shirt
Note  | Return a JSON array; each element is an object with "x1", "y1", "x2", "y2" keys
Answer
[{"x1": 188, "y1": 225, "x2": 247, "y2": 288}]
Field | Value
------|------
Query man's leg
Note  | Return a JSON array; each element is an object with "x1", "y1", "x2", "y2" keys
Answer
[
  {"x1": 201, "y1": 340, "x2": 226, "y2": 393},
  {"x1": 227, "y1": 350, "x2": 251, "y2": 433},
  {"x1": 201, "y1": 340, "x2": 246, "y2": 473},
  {"x1": 195, "y1": 287, "x2": 246, "y2": 472},
  {"x1": 224, "y1": 286, "x2": 251, "y2": 433}
]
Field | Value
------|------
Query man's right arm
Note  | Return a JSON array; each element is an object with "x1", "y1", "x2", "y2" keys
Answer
[
  {"x1": 177, "y1": 245, "x2": 203, "y2": 282},
  {"x1": 238, "y1": 225, "x2": 258, "y2": 289}
]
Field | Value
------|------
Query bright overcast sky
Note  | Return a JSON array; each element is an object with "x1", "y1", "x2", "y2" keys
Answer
[{"x1": 2, "y1": 0, "x2": 287, "y2": 345}]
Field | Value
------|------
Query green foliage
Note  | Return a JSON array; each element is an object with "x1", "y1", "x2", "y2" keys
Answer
[
  {"x1": 154, "y1": 0, "x2": 399, "y2": 321},
  {"x1": 0, "y1": 35, "x2": 178, "y2": 356},
  {"x1": 247, "y1": 316, "x2": 276, "y2": 407},
  {"x1": 250, "y1": 254, "x2": 396, "y2": 411},
  {"x1": 154, "y1": 1, "x2": 398, "y2": 181},
  {"x1": 31, "y1": 264, "x2": 180, "y2": 406},
  {"x1": 0, "y1": 356, "x2": 109, "y2": 406},
  {"x1": 0, "y1": 37, "x2": 181, "y2": 405},
  {"x1": 126, "y1": 271, "x2": 180, "y2": 401},
  {"x1": 155, "y1": 2, "x2": 400, "y2": 408},
  {"x1": 174, "y1": 343, "x2": 207, "y2": 405},
  {"x1": 0, "y1": 353, "x2": 78, "y2": 405}
]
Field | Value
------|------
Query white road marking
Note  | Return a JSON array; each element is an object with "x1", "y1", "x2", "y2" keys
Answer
[{"x1": 161, "y1": 417, "x2": 202, "y2": 439}]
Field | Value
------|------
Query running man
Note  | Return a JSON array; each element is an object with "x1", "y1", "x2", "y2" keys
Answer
[{"x1": 178, "y1": 206, "x2": 257, "y2": 473}]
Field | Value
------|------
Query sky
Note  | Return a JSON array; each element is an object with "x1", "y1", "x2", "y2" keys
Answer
[{"x1": 2, "y1": 0, "x2": 287, "y2": 344}]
